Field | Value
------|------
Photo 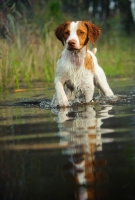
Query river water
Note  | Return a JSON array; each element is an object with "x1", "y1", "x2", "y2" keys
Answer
[{"x1": 0, "y1": 79, "x2": 135, "y2": 200}]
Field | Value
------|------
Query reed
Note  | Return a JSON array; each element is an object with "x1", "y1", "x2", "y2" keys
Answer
[
  {"x1": 0, "y1": 24, "x2": 63, "y2": 91},
  {"x1": 0, "y1": 0, "x2": 135, "y2": 91},
  {"x1": 97, "y1": 36, "x2": 135, "y2": 78},
  {"x1": 0, "y1": 23, "x2": 135, "y2": 91}
]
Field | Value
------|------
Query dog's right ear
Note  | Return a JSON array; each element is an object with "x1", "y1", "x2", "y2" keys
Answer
[{"x1": 55, "y1": 21, "x2": 70, "y2": 45}]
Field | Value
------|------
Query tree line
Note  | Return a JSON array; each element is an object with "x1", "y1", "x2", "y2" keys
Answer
[{"x1": 0, "y1": 0, "x2": 135, "y2": 40}]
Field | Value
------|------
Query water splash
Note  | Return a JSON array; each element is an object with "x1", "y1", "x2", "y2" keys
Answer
[
  {"x1": 5, "y1": 94, "x2": 135, "y2": 108},
  {"x1": 40, "y1": 94, "x2": 135, "y2": 108}
]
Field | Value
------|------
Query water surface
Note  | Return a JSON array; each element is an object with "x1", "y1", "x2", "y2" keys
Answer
[{"x1": 0, "y1": 79, "x2": 135, "y2": 200}]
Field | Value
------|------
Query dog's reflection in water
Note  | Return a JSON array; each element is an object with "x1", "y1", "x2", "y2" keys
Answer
[{"x1": 52, "y1": 105, "x2": 113, "y2": 200}]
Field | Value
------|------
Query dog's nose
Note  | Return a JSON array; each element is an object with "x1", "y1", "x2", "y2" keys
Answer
[{"x1": 68, "y1": 39, "x2": 76, "y2": 46}]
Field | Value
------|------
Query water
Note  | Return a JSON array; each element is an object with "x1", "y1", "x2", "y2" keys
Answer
[{"x1": 0, "y1": 79, "x2": 135, "y2": 200}]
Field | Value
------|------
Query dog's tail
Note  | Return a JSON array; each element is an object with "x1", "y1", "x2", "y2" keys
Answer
[{"x1": 91, "y1": 48, "x2": 97, "y2": 55}]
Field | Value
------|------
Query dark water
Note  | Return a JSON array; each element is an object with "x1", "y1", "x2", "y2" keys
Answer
[{"x1": 0, "y1": 79, "x2": 135, "y2": 200}]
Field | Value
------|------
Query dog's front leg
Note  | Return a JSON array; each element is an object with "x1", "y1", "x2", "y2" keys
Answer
[
  {"x1": 55, "y1": 80, "x2": 69, "y2": 107},
  {"x1": 82, "y1": 82, "x2": 95, "y2": 103},
  {"x1": 84, "y1": 88, "x2": 94, "y2": 103}
]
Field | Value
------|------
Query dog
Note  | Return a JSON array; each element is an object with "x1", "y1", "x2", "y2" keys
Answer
[{"x1": 51, "y1": 21, "x2": 114, "y2": 107}]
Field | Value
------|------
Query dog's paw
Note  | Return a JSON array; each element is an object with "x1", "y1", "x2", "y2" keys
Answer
[
  {"x1": 51, "y1": 93, "x2": 69, "y2": 107},
  {"x1": 58, "y1": 95, "x2": 69, "y2": 107}
]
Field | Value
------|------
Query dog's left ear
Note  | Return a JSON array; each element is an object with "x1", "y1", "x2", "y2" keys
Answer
[
  {"x1": 55, "y1": 21, "x2": 70, "y2": 45},
  {"x1": 84, "y1": 21, "x2": 101, "y2": 45}
]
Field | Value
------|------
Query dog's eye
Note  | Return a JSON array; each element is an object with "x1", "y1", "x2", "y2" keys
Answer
[
  {"x1": 78, "y1": 30, "x2": 84, "y2": 35},
  {"x1": 64, "y1": 30, "x2": 70, "y2": 36}
]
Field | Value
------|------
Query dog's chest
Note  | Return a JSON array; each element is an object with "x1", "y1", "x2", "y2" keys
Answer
[
  {"x1": 68, "y1": 51, "x2": 83, "y2": 66},
  {"x1": 57, "y1": 50, "x2": 94, "y2": 89},
  {"x1": 65, "y1": 56, "x2": 93, "y2": 88}
]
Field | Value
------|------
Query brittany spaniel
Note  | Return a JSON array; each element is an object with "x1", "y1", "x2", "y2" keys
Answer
[{"x1": 51, "y1": 20, "x2": 114, "y2": 107}]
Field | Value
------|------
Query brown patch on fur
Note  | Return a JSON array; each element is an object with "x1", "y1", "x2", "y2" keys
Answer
[
  {"x1": 63, "y1": 24, "x2": 70, "y2": 41},
  {"x1": 55, "y1": 20, "x2": 101, "y2": 46},
  {"x1": 77, "y1": 22, "x2": 88, "y2": 48},
  {"x1": 84, "y1": 53, "x2": 94, "y2": 71},
  {"x1": 83, "y1": 21, "x2": 101, "y2": 44},
  {"x1": 55, "y1": 21, "x2": 70, "y2": 45}
]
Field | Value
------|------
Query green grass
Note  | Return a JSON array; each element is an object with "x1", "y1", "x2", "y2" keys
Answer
[
  {"x1": 0, "y1": 27, "x2": 63, "y2": 91},
  {"x1": 96, "y1": 36, "x2": 135, "y2": 78},
  {"x1": 0, "y1": 26, "x2": 135, "y2": 91}
]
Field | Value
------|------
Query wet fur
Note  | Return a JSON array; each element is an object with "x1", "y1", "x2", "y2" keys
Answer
[{"x1": 51, "y1": 21, "x2": 114, "y2": 107}]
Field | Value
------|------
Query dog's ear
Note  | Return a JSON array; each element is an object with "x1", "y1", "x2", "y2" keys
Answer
[
  {"x1": 84, "y1": 21, "x2": 101, "y2": 45},
  {"x1": 55, "y1": 21, "x2": 70, "y2": 45}
]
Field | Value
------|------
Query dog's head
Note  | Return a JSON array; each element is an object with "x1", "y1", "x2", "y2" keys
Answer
[{"x1": 55, "y1": 21, "x2": 101, "y2": 50}]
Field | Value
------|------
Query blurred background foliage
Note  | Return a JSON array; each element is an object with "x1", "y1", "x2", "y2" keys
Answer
[
  {"x1": 0, "y1": 0, "x2": 135, "y2": 39},
  {"x1": 0, "y1": 0, "x2": 135, "y2": 90}
]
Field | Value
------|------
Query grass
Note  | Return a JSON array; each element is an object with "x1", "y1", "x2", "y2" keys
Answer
[
  {"x1": 96, "y1": 36, "x2": 135, "y2": 78},
  {"x1": 0, "y1": 25, "x2": 62, "y2": 91},
  {"x1": 0, "y1": 24, "x2": 135, "y2": 91}
]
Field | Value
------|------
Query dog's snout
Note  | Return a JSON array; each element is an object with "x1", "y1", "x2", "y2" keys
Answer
[{"x1": 68, "y1": 39, "x2": 76, "y2": 46}]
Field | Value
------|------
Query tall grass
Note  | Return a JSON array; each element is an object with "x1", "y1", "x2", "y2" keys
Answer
[
  {"x1": 0, "y1": 0, "x2": 135, "y2": 91},
  {"x1": 0, "y1": 22, "x2": 135, "y2": 91},
  {"x1": 0, "y1": 23, "x2": 63, "y2": 91},
  {"x1": 97, "y1": 35, "x2": 135, "y2": 78}
]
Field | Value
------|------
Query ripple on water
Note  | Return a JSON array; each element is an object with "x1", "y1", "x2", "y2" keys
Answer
[{"x1": 0, "y1": 89, "x2": 135, "y2": 200}]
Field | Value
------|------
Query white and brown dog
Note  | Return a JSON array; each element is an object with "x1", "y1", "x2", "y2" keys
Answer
[{"x1": 51, "y1": 21, "x2": 114, "y2": 107}]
